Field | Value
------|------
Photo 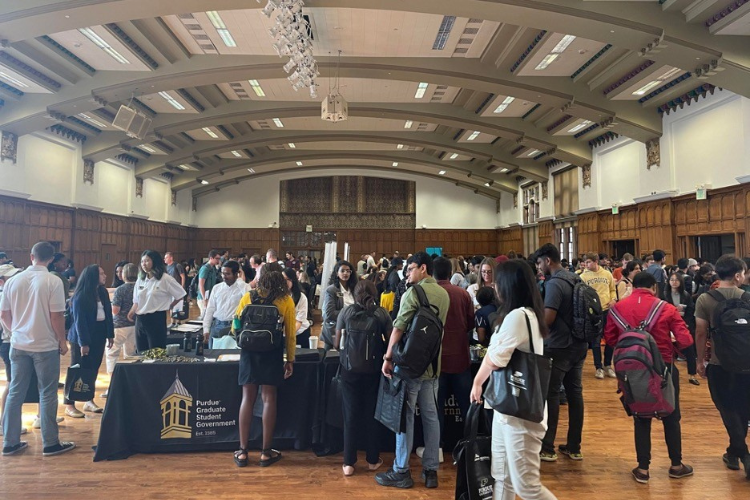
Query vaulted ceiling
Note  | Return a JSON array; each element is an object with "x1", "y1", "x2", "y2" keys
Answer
[{"x1": 0, "y1": 0, "x2": 748, "y2": 200}]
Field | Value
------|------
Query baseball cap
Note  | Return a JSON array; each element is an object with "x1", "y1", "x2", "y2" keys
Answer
[{"x1": 0, "y1": 264, "x2": 21, "y2": 278}]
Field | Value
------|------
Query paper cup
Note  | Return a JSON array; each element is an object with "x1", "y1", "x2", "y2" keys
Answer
[{"x1": 309, "y1": 336, "x2": 319, "y2": 349}]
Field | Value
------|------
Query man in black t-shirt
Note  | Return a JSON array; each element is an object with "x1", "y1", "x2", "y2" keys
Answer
[{"x1": 535, "y1": 244, "x2": 588, "y2": 462}]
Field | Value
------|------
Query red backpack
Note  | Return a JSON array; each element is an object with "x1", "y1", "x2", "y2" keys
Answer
[{"x1": 609, "y1": 300, "x2": 675, "y2": 419}]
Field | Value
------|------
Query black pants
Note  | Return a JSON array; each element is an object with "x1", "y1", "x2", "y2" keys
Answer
[
  {"x1": 341, "y1": 372, "x2": 380, "y2": 466},
  {"x1": 64, "y1": 328, "x2": 107, "y2": 405},
  {"x1": 296, "y1": 328, "x2": 311, "y2": 349},
  {"x1": 590, "y1": 311, "x2": 612, "y2": 369},
  {"x1": 135, "y1": 310, "x2": 168, "y2": 352},
  {"x1": 707, "y1": 364, "x2": 750, "y2": 459},
  {"x1": 634, "y1": 365, "x2": 682, "y2": 470},
  {"x1": 437, "y1": 369, "x2": 472, "y2": 446},
  {"x1": 542, "y1": 344, "x2": 588, "y2": 454},
  {"x1": 680, "y1": 343, "x2": 697, "y2": 376}
]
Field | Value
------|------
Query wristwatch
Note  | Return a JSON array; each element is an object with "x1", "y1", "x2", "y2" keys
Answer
[{"x1": 383, "y1": 355, "x2": 393, "y2": 362}]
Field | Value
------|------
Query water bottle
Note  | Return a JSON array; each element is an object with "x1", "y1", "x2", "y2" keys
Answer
[{"x1": 195, "y1": 333, "x2": 204, "y2": 356}]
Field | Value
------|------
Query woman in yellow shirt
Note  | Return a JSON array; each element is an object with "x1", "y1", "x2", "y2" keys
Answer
[{"x1": 233, "y1": 270, "x2": 296, "y2": 468}]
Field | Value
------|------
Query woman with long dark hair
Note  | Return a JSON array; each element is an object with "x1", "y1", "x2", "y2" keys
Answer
[
  {"x1": 467, "y1": 257, "x2": 497, "y2": 309},
  {"x1": 616, "y1": 260, "x2": 642, "y2": 301},
  {"x1": 322, "y1": 260, "x2": 358, "y2": 349},
  {"x1": 470, "y1": 260, "x2": 556, "y2": 500},
  {"x1": 662, "y1": 272, "x2": 699, "y2": 386},
  {"x1": 334, "y1": 279, "x2": 391, "y2": 476},
  {"x1": 111, "y1": 260, "x2": 129, "y2": 288},
  {"x1": 127, "y1": 250, "x2": 186, "y2": 351},
  {"x1": 283, "y1": 267, "x2": 311, "y2": 347},
  {"x1": 64, "y1": 264, "x2": 114, "y2": 418},
  {"x1": 233, "y1": 271, "x2": 296, "y2": 468}
]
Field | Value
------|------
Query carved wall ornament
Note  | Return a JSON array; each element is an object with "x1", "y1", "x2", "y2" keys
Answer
[
  {"x1": 646, "y1": 139, "x2": 660, "y2": 170},
  {"x1": 135, "y1": 177, "x2": 143, "y2": 198},
  {"x1": 171, "y1": 190, "x2": 177, "y2": 206},
  {"x1": 83, "y1": 159, "x2": 95, "y2": 185},
  {"x1": 1, "y1": 131, "x2": 18, "y2": 164},
  {"x1": 513, "y1": 193, "x2": 518, "y2": 208},
  {"x1": 542, "y1": 181, "x2": 548, "y2": 200},
  {"x1": 582, "y1": 164, "x2": 592, "y2": 189}
]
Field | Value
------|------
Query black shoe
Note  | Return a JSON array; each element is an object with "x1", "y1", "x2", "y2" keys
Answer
[
  {"x1": 375, "y1": 469, "x2": 414, "y2": 488},
  {"x1": 723, "y1": 453, "x2": 740, "y2": 471},
  {"x1": 42, "y1": 441, "x2": 76, "y2": 456},
  {"x1": 632, "y1": 467, "x2": 649, "y2": 484},
  {"x1": 422, "y1": 469, "x2": 438, "y2": 489},
  {"x1": 2, "y1": 442, "x2": 28, "y2": 456},
  {"x1": 668, "y1": 463, "x2": 694, "y2": 479}
]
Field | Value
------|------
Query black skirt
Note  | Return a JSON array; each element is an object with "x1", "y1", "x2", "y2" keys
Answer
[{"x1": 238, "y1": 347, "x2": 284, "y2": 387}]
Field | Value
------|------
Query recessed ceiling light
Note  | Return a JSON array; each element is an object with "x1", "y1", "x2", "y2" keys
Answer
[
  {"x1": 535, "y1": 54, "x2": 558, "y2": 71},
  {"x1": 414, "y1": 82, "x2": 428, "y2": 99},
  {"x1": 231, "y1": 150, "x2": 242, "y2": 157},
  {"x1": 202, "y1": 127, "x2": 219, "y2": 138},
  {"x1": 0, "y1": 72, "x2": 29, "y2": 89},
  {"x1": 567, "y1": 120, "x2": 593, "y2": 133},
  {"x1": 200, "y1": 179, "x2": 209, "y2": 185},
  {"x1": 296, "y1": 161, "x2": 303, "y2": 166},
  {"x1": 404, "y1": 120, "x2": 413, "y2": 129},
  {"x1": 493, "y1": 96, "x2": 515, "y2": 114},
  {"x1": 484, "y1": 182, "x2": 491, "y2": 187},
  {"x1": 272, "y1": 118, "x2": 284, "y2": 128},
  {"x1": 288, "y1": 143, "x2": 296, "y2": 148},
  {"x1": 248, "y1": 79, "x2": 265, "y2": 97},
  {"x1": 78, "y1": 28, "x2": 130, "y2": 64},
  {"x1": 527, "y1": 149, "x2": 541, "y2": 157},
  {"x1": 632, "y1": 67, "x2": 683, "y2": 96},
  {"x1": 552, "y1": 35, "x2": 576, "y2": 54},
  {"x1": 392, "y1": 162, "x2": 399, "y2": 167},
  {"x1": 158, "y1": 91, "x2": 185, "y2": 110},
  {"x1": 78, "y1": 113, "x2": 107, "y2": 128},
  {"x1": 500, "y1": 168, "x2": 510, "y2": 173},
  {"x1": 449, "y1": 153, "x2": 459, "y2": 160},
  {"x1": 467, "y1": 131, "x2": 480, "y2": 141},
  {"x1": 397, "y1": 144, "x2": 404, "y2": 149},
  {"x1": 206, "y1": 11, "x2": 236, "y2": 47},
  {"x1": 247, "y1": 168, "x2": 256, "y2": 173},
  {"x1": 140, "y1": 145, "x2": 156, "y2": 153}
]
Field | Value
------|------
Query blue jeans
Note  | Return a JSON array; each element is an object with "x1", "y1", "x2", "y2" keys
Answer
[
  {"x1": 2, "y1": 348, "x2": 60, "y2": 449},
  {"x1": 208, "y1": 319, "x2": 232, "y2": 349},
  {"x1": 394, "y1": 377, "x2": 440, "y2": 473}
]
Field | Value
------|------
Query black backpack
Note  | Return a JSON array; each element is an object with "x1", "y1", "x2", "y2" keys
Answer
[
  {"x1": 707, "y1": 290, "x2": 750, "y2": 374},
  {"x1": 188, "y1": 274, "x2": 199, "y2": 299},
  {"x1": 237, "y1": 292, "x2": 284, "y2": 352},
  {"x1": 341, "y1": 304, "x2": 386, "y2": 373},
  {"x1": 392, "y1": 284, "x2": 444, "y2": 379},
  {"x1": 551, "y1": 274, "x2": 603, "y2": 343}
]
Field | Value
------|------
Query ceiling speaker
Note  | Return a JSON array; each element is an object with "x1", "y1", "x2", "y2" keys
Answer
[
  {"x1": 321, "y1": 94, "x2": 348, "y2": 123},
  {"x1": 112, "y1": 104, "x2": 151, "y2": 139}
]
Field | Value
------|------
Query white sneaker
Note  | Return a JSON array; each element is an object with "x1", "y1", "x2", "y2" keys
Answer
[
  {"x1": 415, "y1": 446, "x2": 444, "y2": 463},
  {"x1": 33, "y1": 416, "x2": 64, "y2": 429},
  {"x1": 83, "y1": 401, "x2": 103, "y2": 414},
  {"x1": 605, "y1": 367, "x2": 617, "y2": 378},
  {"x1": 595, "y1": 368, "x2": 605, "y2": 379}
]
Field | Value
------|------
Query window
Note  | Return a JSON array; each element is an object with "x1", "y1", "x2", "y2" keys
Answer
[
  {"x1": 554, "y1": 224, "x2": 577, "y2": 263},
  {"x1": 522, "y1": 183, "x2": 539, "y2": 224}
]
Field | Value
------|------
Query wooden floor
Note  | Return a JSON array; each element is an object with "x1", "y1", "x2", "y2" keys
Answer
[{"x1": 2, "y1": 313, "x2": 749, "y2": 499}]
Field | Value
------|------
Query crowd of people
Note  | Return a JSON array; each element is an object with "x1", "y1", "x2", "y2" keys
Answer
[{"x1": 1, "y1": 242, "x2": 749, "y2": 500}]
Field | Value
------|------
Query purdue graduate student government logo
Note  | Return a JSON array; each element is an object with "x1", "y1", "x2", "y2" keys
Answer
[{"x1": 160, "y1": 371, "x2": 193, "y2": 439}]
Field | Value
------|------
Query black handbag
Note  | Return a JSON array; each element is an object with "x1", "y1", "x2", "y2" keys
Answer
[
  {"x1": 374, "y1": 374, "x2": 407, "y2": 434},
  {"x1": 484, "y1": 309, "x2": 552, "y2": 423},
  {"x1": 453, "y1": 403, "x2": 494, "y2": 500},
  {"x1": 325, "y1": 366, "x2": 345, "y2": 429},
  {"x1": 64, "y1": 364, "x2": 97, "y2": 402}
]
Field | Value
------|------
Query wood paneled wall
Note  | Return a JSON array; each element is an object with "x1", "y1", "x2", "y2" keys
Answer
[
  {"x1": 538, "y1": 221, "x2": 554, "y2": 247},
  {"x1": 0, "y1": 195, "x2": 194, "y2": 271},
  {"x1": 193, "y1": 228, "x2": 281, "y2": 259},
  {"x1": 498, "y1": 226, "x2": 523, "y2": 255}
]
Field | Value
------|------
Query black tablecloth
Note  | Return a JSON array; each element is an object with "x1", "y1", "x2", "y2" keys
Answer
[{"x1": 93, "y1": 348, "x2": 322, "y2": 461}]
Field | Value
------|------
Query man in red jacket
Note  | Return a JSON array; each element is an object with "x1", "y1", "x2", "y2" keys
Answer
[{"x1": 604, "y1": 271, "x2": 694, "y2": 484}]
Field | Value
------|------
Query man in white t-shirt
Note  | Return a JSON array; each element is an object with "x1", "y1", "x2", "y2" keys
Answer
[{"x1": 0, "y1": 241, "x2": 75, "y2": 457}]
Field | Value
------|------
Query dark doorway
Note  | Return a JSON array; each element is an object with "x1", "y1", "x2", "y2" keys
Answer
[
  {"x1": 610, "y1": 240, "x2": 636, "y2": 260},
  {"x1": 696, "y1": 235, "x2": 735, "y2": 263}
]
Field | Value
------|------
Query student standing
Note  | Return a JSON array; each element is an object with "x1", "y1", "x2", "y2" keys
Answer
[
  {"x1": 322, "y1": 260, "x2": 357, "y2": 349},
  {"x1": 64, "y1": 265, "x2": 114, "y2": 417},
  {"x1": 604, "y1": 272, "x2": 694, "y2": 483},
  {"x1": 695, "y1": 255, "x2": 750, "y2": 478},
  {"x1": 662, "y1": 272, "x2": 699, "y2": 386},
  {"x1": 470, "y1": 259, "x2": 557, "y2": 500},
  {"x1": 580, "y1": 252, "x2": 617, "y2": 379}
]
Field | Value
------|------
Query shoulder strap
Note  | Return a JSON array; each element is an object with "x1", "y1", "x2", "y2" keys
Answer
[
  {"x1": 412, "y1": 284, "x2": 429, "y2": 307},
  {"x1": 641, "y1": 300, "x2": 666, "y2": 331},
  {"x1": 608, "y1": 303, "x2": 632, "y2": 332},
  {"x1": 523, "y1": 308, "x2": 535, "y2": 355},
  {"x1": 250, "y1": 290, "x2": 264, "y2": 305},
  {"x1": 707, "y1": 289, "x2": 726, "y2": 304}
]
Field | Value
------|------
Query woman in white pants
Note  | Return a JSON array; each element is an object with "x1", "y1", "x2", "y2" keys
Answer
[
  {"x1": 105, "y1": 263, "x2": 137, "y2": 396},
  {"x1": 471, "y1": 259, "x2": 557, "y2": 500}
]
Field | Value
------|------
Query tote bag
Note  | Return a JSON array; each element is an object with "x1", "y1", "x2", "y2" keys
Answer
[
  {"x1": 325, "y1": 366, "x2": 345, "y2": 429},
  {"x1": 484, "y1": 309, "x2": 552, "y2": 423},
  {"x1": 452, "y1": 403, "x2": 494, "y2": 500},
  {"x1": 64, "y1": 364, "x2": 97, "y2": 402},
  {"x1": 374, "y1": 374, "x2": 407, "y2": 434}
]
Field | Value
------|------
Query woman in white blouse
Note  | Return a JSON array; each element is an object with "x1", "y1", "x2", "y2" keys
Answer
[
  {"x1": 283, "y1": 267, "x2": 311, "y2": 347},
  {"x1": 471, "y1": 259, "x2": 557, "y2": 500},
  {"x1": 127, "y1": 250, "x2": 186, "y2": 352},
  {"x1": 467, "y1": 257, "x2": 497, "y2": 309}
]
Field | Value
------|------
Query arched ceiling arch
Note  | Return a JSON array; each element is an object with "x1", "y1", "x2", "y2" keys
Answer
[{"x1": 0, "y1": 0, "x2": 747, "y2": 198}]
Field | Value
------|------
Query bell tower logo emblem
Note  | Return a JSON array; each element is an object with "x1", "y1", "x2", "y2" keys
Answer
[{"x1": 160, "y1": 371, "x2": 193, "y2": 439}]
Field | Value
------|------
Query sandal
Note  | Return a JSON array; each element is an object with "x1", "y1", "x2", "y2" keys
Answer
[
  {"x1": 368, "y1": 458, "x2": 384, "y2": 471},
  {"x1": 259, "y1": 448, "x2": 282, "y2": 467},
  {"x1": 343, "y1": 465, "x2": 354, "y2": 476},
  {"x1": 234, "y1": 448, "x2": 249, "y2": 468}
]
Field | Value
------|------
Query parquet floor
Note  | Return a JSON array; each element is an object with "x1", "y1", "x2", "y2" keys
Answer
[{"x1": 1, "y1": 312, "x2": 749, "y2": 499}]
